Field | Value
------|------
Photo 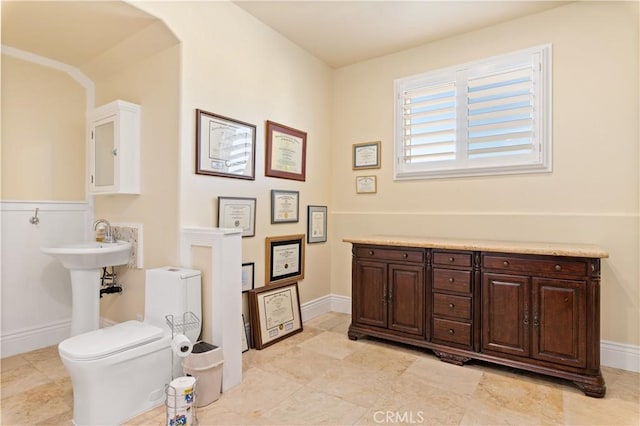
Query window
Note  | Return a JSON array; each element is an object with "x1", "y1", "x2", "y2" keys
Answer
[{"x1": 394, "y1": 45, "x2": 551, "y2": 180}]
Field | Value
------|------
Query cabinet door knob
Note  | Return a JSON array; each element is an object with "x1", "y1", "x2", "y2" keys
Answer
[
  {"x1": 403, "y1": 253, "x2": 408, "y2": 258},
  {"x1": 448, "y1": 303, "x2": 455, "y2": 309},
  {"x1": 448, "y1": 329, "x2": 455, "y2": 335},
  {"x1": 449, "y1": 257, "x2": 455, "y2": 262},
  {"x1": 554, "y1": 264, "x2": 562, "y2": 271},
  {"x1": 369, "y1": 250, "x2": 374, "y2": 255},
  {"x1": 448, "y1": 277, "x2": 455, "y2": 283},
  {"x1": 503, "y1": 261, "x2": 509, "y2": 267}
]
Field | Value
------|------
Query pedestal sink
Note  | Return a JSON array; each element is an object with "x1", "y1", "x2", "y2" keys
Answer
[{"x1": 42, "y1": 240, "x2": 131, "y2": 336}]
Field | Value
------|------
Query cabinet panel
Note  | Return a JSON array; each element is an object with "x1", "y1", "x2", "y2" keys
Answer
[
  {"x1": 433, "y1": 269, "x2": 472, "y2": 294},
  {"x1": 483, "y1": 255, "x2": 587, "y2": 276},
  {"x1": 355, "y1": 247, "x2": 424, "y2": 263},
  {"x1": 433, "y1": 318, "x2": 471, "y2": 346},
  {"x1": 354, "y1": 261, "x2": 387, "y2": 328},
  {"x1": 532, "y1": 278, "x2": 587, "y2": 368},
  {"x1": 482, "y1": 273, "x2": 530, "y2": 357},
  {"x1": 388, "y1": 264, "x2": 424, "y2": 336},
  {"x1": 433, "y1": 293, "x2": 471, "y2": 320}
]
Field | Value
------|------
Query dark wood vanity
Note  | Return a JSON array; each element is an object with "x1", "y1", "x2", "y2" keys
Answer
[{"x1": 345, "y1": 236, "x2": 608, "y2": 397}]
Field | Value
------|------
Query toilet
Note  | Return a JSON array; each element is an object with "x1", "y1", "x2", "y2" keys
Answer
[{"x1": 59, "y1": 267, "x2": 202, "y2": 426}]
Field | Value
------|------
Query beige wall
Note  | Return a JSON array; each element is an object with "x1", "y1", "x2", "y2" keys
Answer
[
  {"x1": 136, "y1": 1, "x2": 334, "y2": 306},
  {"x1": 96, "y1": 45, "x2": 181, "y2": 322},
  {"x1": 330, "y1": 1, "x2": 639, "y2": 346},
  {"x1": 1, "y1": 55, "x2": 85, "y2": 201}
]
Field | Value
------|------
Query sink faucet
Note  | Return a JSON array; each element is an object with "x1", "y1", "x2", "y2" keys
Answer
[{"x1": 94, "y1": 219, "x2": 115, "y2": 243}]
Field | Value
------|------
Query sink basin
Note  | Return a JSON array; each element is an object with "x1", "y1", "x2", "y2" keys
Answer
[
  {"x1": 42, "y1": 240, "x2": 132, "y2": 336},
  {"x1": 42, "y1": 240, "x2": 131, "y2": 270}
]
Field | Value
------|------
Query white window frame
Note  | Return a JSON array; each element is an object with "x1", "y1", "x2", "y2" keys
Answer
[{"x1": 394, "y1": 44, "x2": 552, "y2": 180}]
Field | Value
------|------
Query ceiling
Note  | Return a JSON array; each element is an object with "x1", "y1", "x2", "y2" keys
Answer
[{"x1": 2, "y1": 1, "x2": 568, "y2": 72}]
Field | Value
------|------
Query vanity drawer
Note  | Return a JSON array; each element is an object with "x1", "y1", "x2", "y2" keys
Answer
[
  {"x1": 433, "y1": 251, "x2": 472, "y2": 267},
  {"x1": 355, "y1": 246, "x2": 424, "y2": 263},
  {"x1": 433, "y1": 318, "x2": 471, "y2": 347},
  {"x1": 433, "y1": 269, "x2": 472, "y2": 294},
  {"x1": 483, "y1": 255, "x2": 587, "y2": 276},
  {"x1": 433, "y1": 293, "x2": 471, "y2": 320}
]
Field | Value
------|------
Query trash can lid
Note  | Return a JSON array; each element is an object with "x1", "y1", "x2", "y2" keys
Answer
[{"x1": 192, "y1": 342, "x2": 218, "y2": 354}]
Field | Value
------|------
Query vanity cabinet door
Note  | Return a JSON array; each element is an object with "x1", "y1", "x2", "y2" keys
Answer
[
  {"x1": 353, "y1": 260, "x2": 388, "y2": 329},
  {"x1": 482, "y1": 273, "x2": 531, "y2": 357},
  {"x1": 388, "y1": 263, "x2": 424, "y2": 336},
  {"x1": 532, "y1": 278, "x2": 587, "y2": 368}
]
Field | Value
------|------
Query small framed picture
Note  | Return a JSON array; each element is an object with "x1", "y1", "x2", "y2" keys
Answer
[
  {"x1": 241, "y1": 314, "x2": 249, "y2": 353},
  {"x1": 265, "y1": 234, "x2": 305, "y2": 285},
  {"x1": 271, "y1": 190, "x2": 299, "y2": 224},
  {"x1": 356, "y1": 175, "x2": 377, "y2": 194},
  {"x1": 307, "y1": 205, "x2": 327, "y2": 244},
  {"x1": 217, "y1": 197, "x2": 256, "y2": 237},
  {"x1": 353, "y1": 141, "x2": 381, "y2": 170},
  {"x1": 242, "y1": 262, "x2": 255, "y2": 292},
  {"x1": 196, "y1": 109, "x2": 256, "y2": 180},
  {"x1": 265, "y1": 120, "x2": 307, "y2": 181},
  {"x1": 248, "y1": 281, "x2": 303, "y2": 350}
]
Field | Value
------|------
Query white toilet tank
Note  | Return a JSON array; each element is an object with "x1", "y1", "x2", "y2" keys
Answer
[{"x1": 144, "y1": 267, "x2": 202, "y2": 342}]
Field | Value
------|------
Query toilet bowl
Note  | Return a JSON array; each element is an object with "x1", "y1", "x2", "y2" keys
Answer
[{"x1": 59, "y1": 267, "x2": 202, "y2": 425}]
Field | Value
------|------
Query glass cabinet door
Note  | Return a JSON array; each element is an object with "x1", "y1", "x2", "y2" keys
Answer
[{"x1": 93, "y1": 119, "x2": 115, "y2": 188}]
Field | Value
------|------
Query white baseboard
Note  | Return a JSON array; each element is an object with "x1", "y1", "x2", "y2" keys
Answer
[
  {"x1": 1, "y1": 319, "x2": 71, "y2": 358},
  {"x1": 601, "y1": 340, "x2": 640, "y2": 372},
  {"x1": 301, "y1": 293, "x2": 352, "y2": 322}
]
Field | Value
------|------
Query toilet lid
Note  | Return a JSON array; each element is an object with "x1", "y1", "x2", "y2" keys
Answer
[{"x1": 59, "y1": 321, "x2": 165, "y2": 361}]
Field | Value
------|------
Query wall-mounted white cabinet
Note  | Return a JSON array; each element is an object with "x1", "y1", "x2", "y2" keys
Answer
[{"x1": 88, "y1": 100, "x2": 141, "y2": 195}]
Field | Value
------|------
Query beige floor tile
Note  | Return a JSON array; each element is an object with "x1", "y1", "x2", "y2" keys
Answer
[
  {"x1": 602, "y1": 366, "x2": 640, "y2": 404},
  {"x1": 297, "y1": 330, "x2": 361, "y2": 360},
  {"x1": 21, "y1": 346, "x2": 60, "y2": 364},
  {"x1": 257, "y1": 345, "x2": 337, "y2": 385},
  {"x1": 0, "y1": 378, "x2": 72, "y2": 425},
  {"x1": 306, "y1": 358, "x2": 397, "y2": 407},
  {"x1": 1, "y1": 355, "x2": 30, "y2": 372},
  {"x1": 261, "y1": 387, "x2": 368, "y2": 425},
  {"x1": 0, "y1": 363, "x2": 52, "y2": 400},
  {"x1": 344, "y1": 341, "x2": 418, "y2": 376},
  {"x1": 403, "y1": 354, "x2": 483, "y2": 396},
  {"x1": 30, "y1": 356, "x2": 68, "y2": 381},
  {"x1": 471, "y1": 370, "x2": 564, "y2": 424},
  {"x1": 563, "y1": 388, "x2": 640, "y2": 425},
  {"x1": 304, "y1": 313, "x2": 351, "y2": 334}
]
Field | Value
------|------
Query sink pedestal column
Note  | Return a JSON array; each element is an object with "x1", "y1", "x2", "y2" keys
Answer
[{"x1": 69, "y1": 270, "x2": 101, "y2": 336}]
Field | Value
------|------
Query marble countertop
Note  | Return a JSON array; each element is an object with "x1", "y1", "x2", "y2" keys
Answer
[{"x1": 343, "y1": 235, "x2": 609, "y2": 259}]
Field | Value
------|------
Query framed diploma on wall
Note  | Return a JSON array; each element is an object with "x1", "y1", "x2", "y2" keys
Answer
[
  {"x1": 196, "y1": 109, "x2": 256, "y2": 180},
  {"x1": 265, "y1": 234, "x2": 305, "y2": 285},
  {"x1": 307, "y1": 205, "x2": 327, "y2": 243},
  {"x1": 217, "y1": 197, "x2": 257, "y2": 237},
  {"x1": 356, "y1": 175, "x2": 377, "y2": 194},
  {"x1": 271, "y1": 189, "x2": 299, "y2": 224},
  {"x1": 265, "y1": 120, "x2": 307, "y2": 181},
  {"x1": 248, "y1": 281, "x2": 303, "y2": 350},
  {"x1": 352, "y1": 141, "x2": 381, "y2": 170}
]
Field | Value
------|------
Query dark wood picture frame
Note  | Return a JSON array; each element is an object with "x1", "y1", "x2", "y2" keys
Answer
[
  {"x1": 248, "y1": 281, "x2": 303, "y2": 350},
  {"x1": 265, "y1": 234, "x2": 305, "y2": 285},
  {"x1": 265, "y1": 120, "x2": 307, "y2": 181},
  {"x1": 196, "y1": 109, "x2": 256, "y2": 180}
]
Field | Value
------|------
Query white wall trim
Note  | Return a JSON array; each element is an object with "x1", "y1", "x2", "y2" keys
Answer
[
  {"x1": 601, "y1": 340, "x2": 640, "y2": 373},
  {"x1": 2, "y1": 45, "x2": 95, "y2": 108},
  {"x1": 0, "y1": 319, "x2": 71, "y2": 358},
  {"x1": 301, "y1": 295, "x2": 640, "y2": 373}
]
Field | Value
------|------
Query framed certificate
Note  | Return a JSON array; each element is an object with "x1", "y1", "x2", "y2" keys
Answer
[
  {"x1": 271, "y1": 189, "x2": 299, "y2": 224},
  {"x1": 352, "y1": 141, "x2": 381, "y2": 170},
  {"x1": 196, "y1": 109, "x2": 256, "y2": 180},
  {"x1": 248, "y1": 281, "x2": 303, "y2": 350},
  {"x1": 217, "y1": 197, "x2": 256, "y2": 237},
  {"x1": 242, "y1": 262, "x2": 255, "y2": 292},
  {"x1": 265, "y1": 234, "x2": 305, "y2": 285},
  {"x1": 307, "y1": 205, "x2": 327, "y2": 243},
  {"x1": 265, "y1": 120, "x2": 307, "y2": 181},
  {"x1": 356, "y1": 175, "x2": 377, "y2": 194}
]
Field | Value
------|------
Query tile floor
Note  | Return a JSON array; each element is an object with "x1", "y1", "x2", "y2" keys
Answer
[{"x1": 1, "y1": 312, "x2": 639, "y2": 425}]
